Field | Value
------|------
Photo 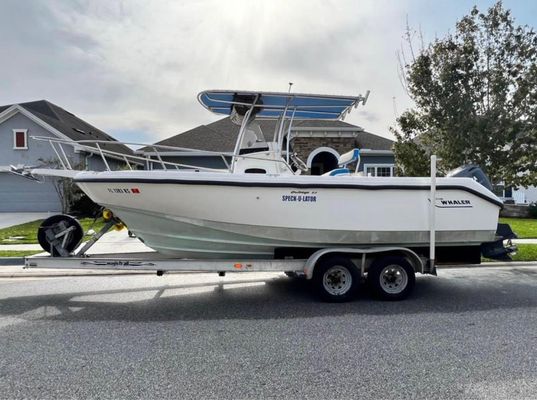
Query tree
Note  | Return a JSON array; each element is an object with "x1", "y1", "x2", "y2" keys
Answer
[{"x1": 393, "y1": 2, "x2": 537, "y2": 187}]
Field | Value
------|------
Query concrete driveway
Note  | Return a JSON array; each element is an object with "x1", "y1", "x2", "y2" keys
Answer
[{"x1": 0, "y1": 212, "x2": 53, "y2": 229}]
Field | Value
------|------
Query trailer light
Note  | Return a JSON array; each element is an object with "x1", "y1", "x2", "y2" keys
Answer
[{"x1": 234, "y1": 263, "x2": 243, "y2": 269}]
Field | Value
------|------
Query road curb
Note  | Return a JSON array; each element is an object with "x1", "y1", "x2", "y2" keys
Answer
[
  {"x1": 0, "y1": 271, "x2": 155, "y2": 278},
  {"x1": 0, "y1": 267, "x2": 156, "y2": 278},
  {"x1": 439, "y1": 261, "x2": 537, "y2": 269}
]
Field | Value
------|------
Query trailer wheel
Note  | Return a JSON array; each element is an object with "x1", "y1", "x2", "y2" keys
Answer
[
  {"x1": 313, "y1": 256, "x2": 359, "y2": 302},
  {"x1": 37, "y1": 214, "x2": 84, "y2": 257},
  {"x1": 367, "y1": 256, "x2": 415, "y2": 301}
]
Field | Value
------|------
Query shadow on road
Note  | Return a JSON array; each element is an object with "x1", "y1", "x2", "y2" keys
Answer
[{"x1": 0, "y1": 267, "x2": 536, "y2": 323}]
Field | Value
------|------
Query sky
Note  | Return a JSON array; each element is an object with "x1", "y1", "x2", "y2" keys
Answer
[{"x1": 1, "y1": 0, "x2": 536, "y2": 144}]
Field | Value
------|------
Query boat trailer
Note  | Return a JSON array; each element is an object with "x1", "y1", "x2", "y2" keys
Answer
[
  {"x1": 23, "y1": 156, "x2": 513, "y2": 302},
  {"x1": 26, "y1": 210, "x2": 430, "y2": 302}
]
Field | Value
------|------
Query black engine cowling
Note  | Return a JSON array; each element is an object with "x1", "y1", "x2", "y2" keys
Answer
[{"x1": 446, "y1": 165, "x2": 493, "y2": 191}]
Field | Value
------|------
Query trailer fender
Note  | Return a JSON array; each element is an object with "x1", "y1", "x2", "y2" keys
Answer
[{"x1": 303, "y1": 247, "x2": 424, "y2": 279}]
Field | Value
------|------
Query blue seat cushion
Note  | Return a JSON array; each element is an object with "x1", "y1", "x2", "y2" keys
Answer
[{"x1": 323, "y1": 168, "x2": 350, "y2": 176}]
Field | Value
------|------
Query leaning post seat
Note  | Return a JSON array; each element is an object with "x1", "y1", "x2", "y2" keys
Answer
[
  {"x1": 323, "y1": 148, "x2": 361, "y2": 176},
  {"x1": 323, "y1": 168, "x2": 351, "y2": 176},
  {"x1": 338, "y1": 149, "x2": 360, "y2": 169}
]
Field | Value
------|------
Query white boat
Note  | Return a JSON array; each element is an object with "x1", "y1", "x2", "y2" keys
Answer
[{"x1": 30, "y1": 90, "x2": 507, "y2": 263}]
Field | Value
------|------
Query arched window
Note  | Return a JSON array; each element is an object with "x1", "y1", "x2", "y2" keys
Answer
[{"x1": 307, "y1": 147, "x2": 340, "y2": 175}]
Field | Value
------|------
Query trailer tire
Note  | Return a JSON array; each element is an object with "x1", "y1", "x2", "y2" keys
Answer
[
  {"x1": 313, "y1": 256, "x2": 359, "y2": 302},
  {"x1": 367, "y1": 256, "x2": 415, "y2": 301},
  {"x1": 37, "y1": 214, "x2": 84, "y2": 257}
]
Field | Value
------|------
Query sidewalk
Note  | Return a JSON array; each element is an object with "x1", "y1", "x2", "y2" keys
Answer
[
  {"x1": 512, "y1": 238, "x2": 537, "y2": 244},
  {"x1": 1, "y1": 230, "x2": 153, "y2": 253},
  {"x1": 0, "y1": 230, "x2": 154, "y2": 273}
]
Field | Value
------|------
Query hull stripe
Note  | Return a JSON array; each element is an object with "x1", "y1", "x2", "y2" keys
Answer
[{"x1": 75, "y1": 177, "x2": 504, "y2": 207}]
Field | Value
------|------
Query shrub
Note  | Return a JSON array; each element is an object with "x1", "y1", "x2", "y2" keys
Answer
[
  {"x1": 529, "y1": 202, "x2": 537, "y2": 219},
  {"x1": 54, "y1": 178, "x2": 101, "y2": 217}
]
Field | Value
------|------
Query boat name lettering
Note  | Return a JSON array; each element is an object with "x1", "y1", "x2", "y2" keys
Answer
[
  {"x1": 107, "y1": 187, "x2": 141, "y2": 194},
  {"x1": 435, "y1": 198, "x2": 472, "y2": 208},
  {"x1": 282, "y1": 195, "x2": 317, "y2": 202}
]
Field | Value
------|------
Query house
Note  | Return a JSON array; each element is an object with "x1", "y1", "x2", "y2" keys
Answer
[
  {"x1": 494, "y1": 184, "x2": 537, "y2": 205},
  {"x1": 138, "y1": 117, "x2": 394, "y2": 175},
  {"x1": 0, "y1": 100, "x2": 133, "y2": 212}
]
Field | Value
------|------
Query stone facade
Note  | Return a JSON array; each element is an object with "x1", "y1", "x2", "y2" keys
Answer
[
  {"x1": 292, "y1": 137, "x2": 358, "y2": 162},
  {"x1": 292, "y1": 136, "x2": 395, "y2": 175}
]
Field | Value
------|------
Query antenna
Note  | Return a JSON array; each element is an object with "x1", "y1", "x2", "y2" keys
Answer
[{"x1": 288, "y1": 82, "x2": 293, "y2": 93}]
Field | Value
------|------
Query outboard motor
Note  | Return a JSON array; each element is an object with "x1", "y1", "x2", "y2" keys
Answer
[
  {"x1": 447, "y1": 165, "x2": 518, "y2": 261},
  {"x1": 446, "y1": 165, "x2": 493, "y2": 191},
  {"x1": 481, "y1": 224, "x2": 517, "y2": 261}
]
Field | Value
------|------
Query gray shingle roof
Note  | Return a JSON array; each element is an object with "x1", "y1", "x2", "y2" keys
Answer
[
  {"x1": 0, "y1": 100, "x2": 133, "y2": 156},
  {"x1": 292, "y1": 119, "x2": 361, "y2": 129},
  {"x1": 148, "y1": 124, "x2": 236, "y2": 153},
  {"x1": 142, "y1": 117, "x2": 393, "y2": 153},
  {"x1": 355, "y1": 131, "x2": 394, "y2": 150}
]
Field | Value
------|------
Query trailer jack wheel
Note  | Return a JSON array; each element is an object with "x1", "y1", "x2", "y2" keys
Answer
[
  {"x1": 37, "y1": 215, "x2": 84, "y2": 257},
  {"x1": 367, "y1": 256, "x2": 415, "y2": 301},
  {"x1": 313, "y1": 256, "x2": 359, "y2": 303}
]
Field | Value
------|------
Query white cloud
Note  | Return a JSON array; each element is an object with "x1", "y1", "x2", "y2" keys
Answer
[{"x1": 1, "y1": 0, "x2": 416, "y2": 143}]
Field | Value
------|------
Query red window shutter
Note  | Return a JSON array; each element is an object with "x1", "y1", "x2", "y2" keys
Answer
[{"x1": 15, "y1": 132, "x2": 26, "y2": 148}]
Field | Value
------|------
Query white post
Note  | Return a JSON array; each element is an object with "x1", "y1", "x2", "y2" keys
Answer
[
  {"x1": 429, "y1": 155, "x2": 437, "y2": 271},
  {"x1": 230, "y1": 105, "x2": 254, "y2": 173}
]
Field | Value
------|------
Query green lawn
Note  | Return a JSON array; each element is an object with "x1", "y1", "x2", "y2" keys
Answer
[
  {"x1": 482, "y1": 244, "x2": 537, "y2": 262},
  {"x1": 0, "y1": 218, "x2": 106, "y2": 245},
  {"x1": 0, "y1": 250, "x2": 42, "y2": 257},
  {"x1": 510, "y1": 244, "x2": 537, "y2": 262},
  {"x1": 499, "y1": 217, "x2": 537, "y2": 238}
]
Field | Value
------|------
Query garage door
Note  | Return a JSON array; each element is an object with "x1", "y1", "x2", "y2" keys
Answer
[{"x1": 0, "y1": 173, "x2": 61, "y2": 212}]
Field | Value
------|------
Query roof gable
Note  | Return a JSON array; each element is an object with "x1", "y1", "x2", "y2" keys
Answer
[{"x1": 0, "y1": 100, "x2": 133, "y2": 156}]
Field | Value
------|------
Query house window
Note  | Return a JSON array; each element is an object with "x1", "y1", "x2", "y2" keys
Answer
[
  {"x1": 13, "y1": 129, "x2": 28, "y2": 150},
  {"x1": 364, "y1": 164, "x2": 394, "y2": 177}
]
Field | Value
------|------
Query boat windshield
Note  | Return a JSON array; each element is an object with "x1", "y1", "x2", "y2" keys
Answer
[{"x1": 238, "y1": 121, "x2": 269, "y2": 154}]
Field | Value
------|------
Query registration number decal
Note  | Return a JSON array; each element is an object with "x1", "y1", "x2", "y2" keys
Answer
[{"x1": 107, "y1": 187, "x2": 141, "y2": 194}]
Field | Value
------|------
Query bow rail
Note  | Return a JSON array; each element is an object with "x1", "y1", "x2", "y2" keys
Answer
[{"x1": 30, "y1": 136, "x2": 293, "y2": 173}]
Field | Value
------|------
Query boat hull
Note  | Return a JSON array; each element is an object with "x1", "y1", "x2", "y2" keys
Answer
[{"x1": 75, "y1": 172, "x2": 501, "y2": 259}]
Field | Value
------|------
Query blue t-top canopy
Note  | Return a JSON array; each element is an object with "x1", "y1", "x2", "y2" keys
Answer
[{"x1": 198, "y1": 90, "x2": 369, "y2": 120}]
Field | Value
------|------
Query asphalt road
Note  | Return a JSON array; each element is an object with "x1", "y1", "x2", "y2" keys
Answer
[{"x1": 0, "y1": 267, "x2": 536, "y2": 400}]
